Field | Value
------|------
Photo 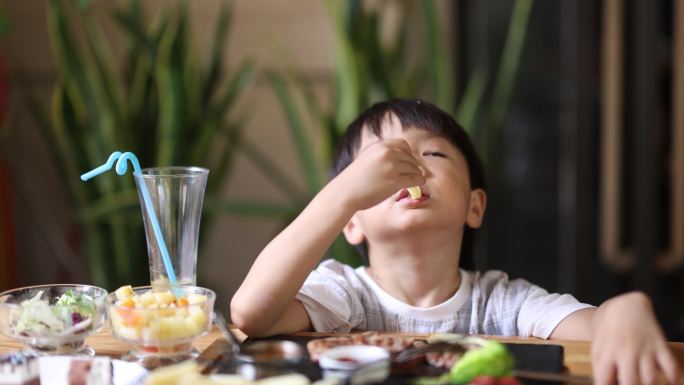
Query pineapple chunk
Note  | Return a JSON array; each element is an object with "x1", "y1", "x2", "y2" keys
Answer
[
  {"x1": 139, "y1": 292, "x2": 156, "y2": 306},
  {"x1": 186, "y1": 293, "x2": 207, "y2": 306},
  {"x1": 160, "y1": 316, "x2": 189, "y2": 339},
  {"x1": 188, "y1": 306, "x2": 208, "y2": 329},
  {"x1": 142, "y1": 323, "x2": 161, "y2": 341},
  {"x1": 407, "y1": 186, "x2": 422, "y2": 199},
  {"x1": 154, "y1": 291, "x2": 176, "y2": 305},
  {"x1": 184, "y1": 318, "x2": 203, "y2": 336},
  {"x1": 115, "y1": 285, "x2": 135, "y2": 301}
]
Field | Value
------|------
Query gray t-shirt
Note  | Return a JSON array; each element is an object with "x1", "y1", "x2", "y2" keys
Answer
[{"x1": 296, "y1": 259, "x2": 593, "y2": 338}]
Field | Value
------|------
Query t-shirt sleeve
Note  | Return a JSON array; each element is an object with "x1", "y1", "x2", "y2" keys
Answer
[
  {"x1": 516, "y1": 284, "x2": 595, "y2": 339},
  {"x1": 295, "y1": 260, "x2": 365, "y2": 333}
]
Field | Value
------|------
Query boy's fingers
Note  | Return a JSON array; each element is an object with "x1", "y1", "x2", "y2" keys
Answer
[
  {"x1": 639, "y1": 356, "x2": 656, "y2": 385},
  {"x1": 617, "y1": 356, "x2": 639, "y2": 385},
  {"x1": 594, "y1": 359, "x2": 617, "y2": 385},
  {"x1": 395, "y1": 159, "x2": 424, "y2": 175},
  {"x1": 656, "y1": 349, "x2": 679, "y2": 385}
]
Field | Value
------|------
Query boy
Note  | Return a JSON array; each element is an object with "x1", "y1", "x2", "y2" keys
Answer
[{"x1": 231, "y1": 99, "x2": 678, "y2": 385}]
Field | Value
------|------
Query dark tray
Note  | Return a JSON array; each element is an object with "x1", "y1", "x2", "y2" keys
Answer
[{"x1": 215, "y1": 335, "x2": 565, "y2": 385}]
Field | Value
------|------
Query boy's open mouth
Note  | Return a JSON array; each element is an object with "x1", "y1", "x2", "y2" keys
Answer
[{"x1": 396, "y1": 188, "x2": 430, "y2": 201}]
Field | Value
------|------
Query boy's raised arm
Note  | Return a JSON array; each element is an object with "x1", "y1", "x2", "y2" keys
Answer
[
  {"x1": 229, "y1": 179, "x2": 358, "y2": 337},
  {"x1": 230, "y1": 138, "x2": 425, "y2": 337}
]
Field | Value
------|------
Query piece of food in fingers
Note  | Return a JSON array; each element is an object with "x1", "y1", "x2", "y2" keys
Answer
[{"x1": 407, "y1": 186, "x2": 422, "y2": 199}]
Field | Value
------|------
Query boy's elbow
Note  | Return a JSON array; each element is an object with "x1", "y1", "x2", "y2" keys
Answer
[{"x1": 229, "y1": 296, "x2": 272, "y2": 337}]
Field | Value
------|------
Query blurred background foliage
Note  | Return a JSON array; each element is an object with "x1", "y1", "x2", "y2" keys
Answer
[
  {"x1": 24, "y1": 0, "x2": 255, "y2": 289},
  {"x1": 213, "y1": 0, "x2": 532, "y2": 266},
  {"x1": 12, "y1": 0, "x2": 532, "y2": 287}
]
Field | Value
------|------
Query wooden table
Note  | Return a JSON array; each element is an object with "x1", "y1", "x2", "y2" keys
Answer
[{"x1": 2, "y1": 327, "x2": 684, "y2": 380}]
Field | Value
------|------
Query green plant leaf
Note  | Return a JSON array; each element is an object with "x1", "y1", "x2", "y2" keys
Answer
[
  {"x1": 75, "y1": 189, "x2": 140, "y2": 222},
  {"x1": 457, "y1": 68, "x2": 488, "y2": 133},
  {"x1": 190, "y1": 58, "x2": 256, "y2": 166},
  {"x1": 202, "y1": 4, "x2": 232, "y2": 107},
  {"x1": 326, "y1": 0, "x2": 361, "y2": 133},
  {"x1": 155, "y1": 10, "x2": 186, "y2": 166},
  {"x1": 267, "y1": 70, "x2": 321, "y2": 193},
  {"x1": 422, "y1": 0, "x2": 453, "y2": 110},
  {"x1": 238, "y1": 136, "x2": 304, "y2": 202},
  {"x1": 488, "y1": 0, "x2": 533, "y2": 154}
]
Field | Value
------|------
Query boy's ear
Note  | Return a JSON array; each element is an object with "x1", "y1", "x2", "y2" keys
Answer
[
  {"x1": 343, "y1": 214, "x2": 366, "y2": 245},
  {"x1": 466, "y1": 188, "x2": 487, "y2": 228}
]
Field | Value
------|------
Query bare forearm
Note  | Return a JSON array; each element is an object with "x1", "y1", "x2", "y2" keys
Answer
[
  {"x1": 231, "y1": 181, "x2": 355, "y2": 334},
  {"x1": 589, "y1": 291, "x2": 651, "y2": 337},
  {"x1": 550, "y1": 292, "x2": 650, "y2": 341}
]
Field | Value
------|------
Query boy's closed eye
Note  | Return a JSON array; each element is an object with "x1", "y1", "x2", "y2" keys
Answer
[{"x1": 422, "y1": 151, "x2": 448, "y2": 158}]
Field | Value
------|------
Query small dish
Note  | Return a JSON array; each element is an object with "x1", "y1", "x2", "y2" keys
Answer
[
  {"x1": 234, "y1": 340, "x2": 303, "y2": 380},
  {"x1": 319, "y1": 345, "x2": 389, "y2": 370},
  {"x1": 0, "y1": 284, "x2": 108, "y2": 356},
  {"x1": 318, "y1": 345, "x2": 390, "y2": 385}
]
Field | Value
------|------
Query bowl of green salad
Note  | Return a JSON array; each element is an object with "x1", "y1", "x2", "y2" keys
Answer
[{"x1": 0, "y1": 284, "x2": 108, "y2": 356}]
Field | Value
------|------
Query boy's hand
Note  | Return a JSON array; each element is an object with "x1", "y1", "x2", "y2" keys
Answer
[
  {"x1": 334, "y1": 138, "x2": 426, "y2": 211},
  {"x1": 591, "y1": 292, "x2": 679, "y2": 385}
]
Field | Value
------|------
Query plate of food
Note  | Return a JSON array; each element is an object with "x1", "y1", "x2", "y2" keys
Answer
[{"x1": 215, "y1": 332, "x2": 566, "y2": 385}]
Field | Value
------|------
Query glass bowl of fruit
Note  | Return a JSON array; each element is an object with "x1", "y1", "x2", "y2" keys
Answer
[
  {"x1": 106, "y1": 285, "x2": 215, "y2": 368},
  {"x1": 0, "y1": 284, "x2": 108, "y2": 356}
]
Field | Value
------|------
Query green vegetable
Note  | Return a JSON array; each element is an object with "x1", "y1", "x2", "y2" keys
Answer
[
  {"x1": 414, "y1": 339, "x2": 514, "y2": 385},
  {"x1": 450, "y1": 341, "x2": 514, "y2": 385},
  {"x1": 56, "y1": 290, "x2": 95, "y2": 318}
]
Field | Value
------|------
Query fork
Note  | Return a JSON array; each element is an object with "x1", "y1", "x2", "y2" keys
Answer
[{"x1": 392, "y1": 342, "x2": 466, "y2": 364}]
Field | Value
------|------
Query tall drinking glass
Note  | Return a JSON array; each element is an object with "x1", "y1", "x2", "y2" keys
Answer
[{"x1": 133, "y1": 167, "x2": 209, "y2": 290}]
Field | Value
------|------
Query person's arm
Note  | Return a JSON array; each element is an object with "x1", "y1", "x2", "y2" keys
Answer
[
  {"x1": 230, "y1": 138, "x2": 425, "y2": 337},
  {"x1": 550, "y1": 292, "x2": 679, "y2": 385}
]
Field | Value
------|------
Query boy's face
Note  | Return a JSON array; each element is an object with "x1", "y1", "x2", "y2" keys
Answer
[{"x1": 344, "y1": 116, "x2": 486, "y2": 249}]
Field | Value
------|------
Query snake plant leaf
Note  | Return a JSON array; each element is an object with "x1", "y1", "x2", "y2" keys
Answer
[
  {"x1": 213, "y1": 58, "x2": 257, "y2": 123},
  {"x1": 457, "y1": 68, "x2": 488, "y2": 134},
  {"x1": 202, "y1": 4, "x2": 232, "y2": 107},
  {"x1": 238, "y1": 136, "x2": 303, "y2": 203},
  {"x1": 76, "y1": 190, "x2": 140, "y2": 222},
  {"x1": 112, "y1": 4, "x2": 154, "y2": 57},
  {"x1": 189, "y1": 58, "x2": 255, "y2": 167},
  {"x1": 48, "y1": 0, "x2": 119, "y2": 196},
  {"x1": 489, "y1": 0, "x2": 533, "y2": 134},
  {"x1": 267, "y1": 70, "x2": 321, "y2": 193},
  {"x1": 325, "y1": 0, "x2": 361, "y2": 134},
  {"x1": 82, "y1": 11, "x2": 128, "y2": 154},
  {"x1": 421, "y1": 0, "x2": 453, "y2": 111},
  {"x1": 156, "y1": 10, "x2": 187, "y2": 166},
  {"x1": 49, "y1": 83, "x2": 89, "y2": 205},
  {"x1": 207, "y1": 120, "x2": 243, "y2": 194}
]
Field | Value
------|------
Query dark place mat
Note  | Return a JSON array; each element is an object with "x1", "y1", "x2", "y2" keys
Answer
[{"x1": 216, "y1": 335, "x2": 565, "y2": 385}]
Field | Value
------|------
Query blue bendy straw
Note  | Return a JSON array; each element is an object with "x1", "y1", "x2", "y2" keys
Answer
[{"x1": 81, "y1": 151, "x2": 180, "y2": 294}]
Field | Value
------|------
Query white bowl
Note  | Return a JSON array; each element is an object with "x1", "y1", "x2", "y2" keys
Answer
[
  {"x1": 318, "y1": 345, "x2": 390, "y2": 385},
  {"x1": 319, "y1": 345, "x2": 389, "y2": 370}
]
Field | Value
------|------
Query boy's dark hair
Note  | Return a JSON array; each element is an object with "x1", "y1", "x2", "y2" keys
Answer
[{"x1": 330, "y1": 99, "x2": 486, "y2": 270}]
